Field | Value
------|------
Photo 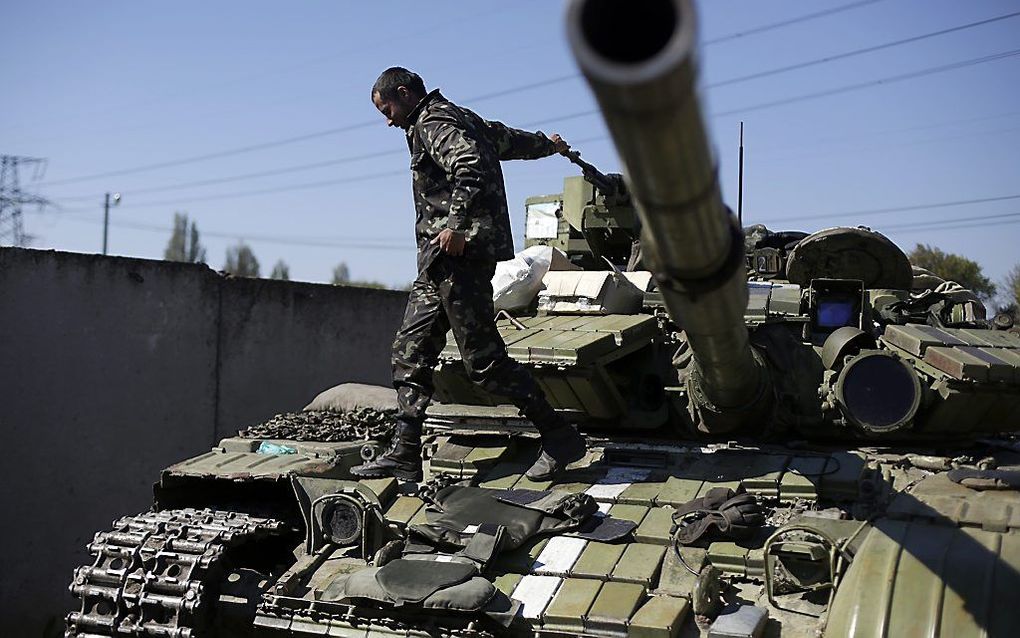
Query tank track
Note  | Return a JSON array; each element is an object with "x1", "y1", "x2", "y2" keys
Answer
[
  {"x1": 67, "y1": 508, "x2": 287, "y2": 638},
  {"x1": 237, "y1": 408, "x2": 396, "y2": 442}
]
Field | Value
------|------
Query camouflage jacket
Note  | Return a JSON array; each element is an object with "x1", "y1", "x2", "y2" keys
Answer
[{"x1": 404, "y1": 90, "x2": 557, "y2": 271}]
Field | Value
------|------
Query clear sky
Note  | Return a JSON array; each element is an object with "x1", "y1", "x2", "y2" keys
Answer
[{"x1": 3, "y1": 0, "x2": 1018, "y2": 300}]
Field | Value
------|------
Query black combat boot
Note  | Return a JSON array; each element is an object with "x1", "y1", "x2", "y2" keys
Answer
[
  {"x1": 350, "y1": 422, "x2": 423, "y2": 482},
  {"x1": 523, "y1": 402, "x2": 587, "y2": 481}
]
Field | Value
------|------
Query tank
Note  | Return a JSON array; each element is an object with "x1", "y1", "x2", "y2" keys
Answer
[{"x1": 67, "y1": 0, "x2": 1020, "y2": 637}]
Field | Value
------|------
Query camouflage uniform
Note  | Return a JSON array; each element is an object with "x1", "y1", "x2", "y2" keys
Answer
[{"x1": 393, "y1": 90, "x2": 559, "y2": 427}]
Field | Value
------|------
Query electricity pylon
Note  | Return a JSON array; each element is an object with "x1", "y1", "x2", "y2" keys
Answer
[{"x1": 0, "y1": 155, "x2": 50, "y2": 246}]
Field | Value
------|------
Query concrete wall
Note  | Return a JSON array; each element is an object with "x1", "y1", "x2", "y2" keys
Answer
[
  {"x1": 216, "y1": 276, "x2": 402, "y2": 440},
  {"x1": 0, "y1": 247, "x2": 407, "y2": 636}
]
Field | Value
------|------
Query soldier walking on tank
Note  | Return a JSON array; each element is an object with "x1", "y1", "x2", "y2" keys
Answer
[{"x1": 351, "y1": 67, "x2": 586, "y2": 482}]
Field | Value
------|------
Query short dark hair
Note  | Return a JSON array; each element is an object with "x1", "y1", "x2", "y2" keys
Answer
[{"x1": 372, "y1": 67, "x2": 426, "y2": 101}]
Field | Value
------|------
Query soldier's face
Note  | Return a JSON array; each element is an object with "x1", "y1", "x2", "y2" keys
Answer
[{"x1": 372, "y1": 86, "x2": 418, "y2": 130}]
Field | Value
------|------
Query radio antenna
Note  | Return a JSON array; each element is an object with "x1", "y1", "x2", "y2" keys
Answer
[{"x1": 737, "y1": 121, "x2": 745, "y2": 226}]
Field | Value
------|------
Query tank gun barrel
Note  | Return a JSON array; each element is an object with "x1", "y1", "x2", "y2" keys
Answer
[{"x1": 566, "y1": 0, "x2": 769, "y2": 431}]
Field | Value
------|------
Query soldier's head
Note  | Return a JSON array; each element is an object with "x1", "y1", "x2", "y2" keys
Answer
[{"x1": 371, "y1": 67, "x2": 426, "y2": 130}]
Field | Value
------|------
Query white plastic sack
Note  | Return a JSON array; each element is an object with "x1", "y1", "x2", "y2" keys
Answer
[{"x1": 492, "y1": 245, "x2": 555, "y2": 311}]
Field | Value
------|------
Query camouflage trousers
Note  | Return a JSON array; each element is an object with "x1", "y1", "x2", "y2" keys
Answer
[{"x1": 392, "y1": 256, "x2": 548, "y2": 430}]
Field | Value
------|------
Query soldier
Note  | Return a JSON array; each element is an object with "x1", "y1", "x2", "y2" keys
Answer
[{"x1": 351, "y1": 67, "x2": 586, "y2": 482}]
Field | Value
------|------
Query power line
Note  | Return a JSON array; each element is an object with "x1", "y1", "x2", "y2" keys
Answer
[
  {"x1": 711, "y1": 10, "x2": 1020, "y2": 89},
  {"x1": 44, "y1": 133, "x2": 611, "y2": 215},
  {"x1": 35, "y1": 120, "x2": 379, "y2": 188},
  {"x1": 715, "y1": 47, "x2": 1020, "y2": 117},
  {"x1": 113, "y1": 38, "x2": 1020, "y2": 212},
  {"x1": 44, "y1": 115, "x2": 1020, "y2": 217},
  {"x1": 639, "y1": 14, "x2": 1020, "y2": 120},
  {"x1": 8, "y1": 3, "x2": 524, "y2": 140},
  {"x1": 46, "y1": 11, "x2": 1020, "y2": 202},
  {"x1": 49, "y1": 111, "x2": 1019, "y2": 213},
  {"x1": 465, "y1": 74, "x2": 582, "y2": 104},
  {"x1": 50, "y1": 188, "x2": 1020, "y2": 263},
  {"x1": 41, "y1": 38, "x2": 1020, "y2": 217},
  {"x1": 53, "y1": 169, "x2": 407, "y2": 213},
  {"x1": 881, "y1": 211, "x2": 1020, "y2": 232},
  {"x1": 35, "y1": 80, "x2": 598, "y2": 190},
  {"x1": 883, "y1": 216, "x2": 1020, "y2": 235},
  {"x1": 756, "y1": 108, "x2": 1020, "y2": 159},
  {"x1": 61, "y1": 214, "x2": 412, "y2": 251},
  {"x1": 31, "y1": 1, "x2": 891, "y2": 190},
  {"x1": 748, "y1": 122, "x2": 1020, "y2": 170},
  {"x1": 768, "y1": 194, "x2": 1020, "y2": 224},
  {"x1": 57, "y1": 204, "x2": 1020, "y2": 254},
  {"x1": 52, "y1": 150, "x2": 408, "y2": 202},
  {"x1": 29, "y1": 21, "x2": 1020, "y2": 249},
  {"x1": 48, "y1": 110, "x2": 603, "y2": 205},
  {"x1": 704, "y1": 0, "x2": 883, "y2": 45},
  {"x1": 46, "y1": 128, "x2": 607, "y2": 215}
]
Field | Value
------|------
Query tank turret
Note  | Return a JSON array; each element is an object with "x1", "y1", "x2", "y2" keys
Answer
[
  {"x1": 566, "y1": 0, "x2": 770, "y2": 433},
  {"x1": 523, "y1": 150, "x2": 639, "y2": 269}
]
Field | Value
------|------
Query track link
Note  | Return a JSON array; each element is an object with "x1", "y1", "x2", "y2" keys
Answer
[{"x1": 67, "y1": 508, "x2": 287, "y2": 638}]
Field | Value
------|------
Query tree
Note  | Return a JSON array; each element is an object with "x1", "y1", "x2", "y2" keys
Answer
[
  {"x1": 330, "y1": 261, "x2": 392, "y2": 288},
  {"x1": 348, "y1": 279, "x2": 388, "y2": 289},
  {"x1": 1005, "y1": 263, "x2": 1020, "y2": 308},
  {"x1": 331, "y1": 262, "x2": 350, "y2": 284},
  {"x1": 163, "y1": 212, "x2": 207, "y2": 263},
  {"x1": 907, "y1": 243, "x2": 996, "y2": 301},
  {"x1": 1000, "y1": 263, "x2": 1020, "y2": 322},
  {"x1": 224, "y1": 241, "x2": 260, "y2": 277},
  {"x1": 270, "y1": 259, "x2": 290, "y2": 280}
]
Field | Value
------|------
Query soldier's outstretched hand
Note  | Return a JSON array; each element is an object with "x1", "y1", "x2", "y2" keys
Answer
[{"x1": 550, "y1": 133, "x2": 570, "y2": 155}]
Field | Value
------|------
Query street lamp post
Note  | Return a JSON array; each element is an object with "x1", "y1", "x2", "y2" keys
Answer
[{"x1": 102, "y1": 192, "x2": 120, "y2": 255}]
